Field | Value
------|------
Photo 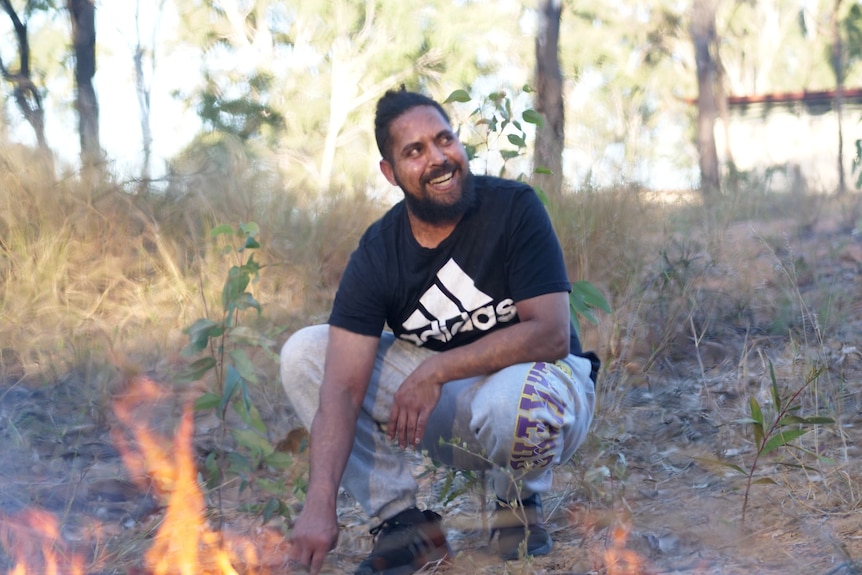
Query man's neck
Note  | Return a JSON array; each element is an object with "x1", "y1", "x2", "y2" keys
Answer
[{"x1": 406, "y1": 210, "x2": 462, "y2": 249}]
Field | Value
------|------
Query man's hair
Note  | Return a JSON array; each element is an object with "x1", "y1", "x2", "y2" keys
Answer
[{"x1": 374, "y1": 87, "x2": 451, "y2": 161}]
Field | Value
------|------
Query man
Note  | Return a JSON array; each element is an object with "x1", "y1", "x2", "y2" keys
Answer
[{"x1": 280, "y1": 88, "x2": 598, "y2": 575}]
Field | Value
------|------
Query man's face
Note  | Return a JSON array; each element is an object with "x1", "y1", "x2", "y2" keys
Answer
[{"x1": 379, "y1": 105, "x2": 474, "y2": 224}]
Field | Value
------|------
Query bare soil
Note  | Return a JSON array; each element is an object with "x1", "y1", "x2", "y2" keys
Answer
[{"x1": 1, "y1": 204, "x2": 861, "y2": 575}]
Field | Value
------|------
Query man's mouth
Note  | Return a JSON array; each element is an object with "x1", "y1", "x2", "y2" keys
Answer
[{"x1": 426, "y1": 169, "x2": 455, "y2": 187}]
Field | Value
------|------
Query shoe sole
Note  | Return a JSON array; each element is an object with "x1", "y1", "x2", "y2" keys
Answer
[
  {"x1": 357, "y1": 543, "x2": 452, "y2": 575},
  {"x1": 500, "y1": 540, "x2": 553, "y2": 561}
]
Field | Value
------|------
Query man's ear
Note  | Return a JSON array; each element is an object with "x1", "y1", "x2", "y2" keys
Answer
[{"x1": 379, "y1": 159, "x2": 398, "y2": 186}]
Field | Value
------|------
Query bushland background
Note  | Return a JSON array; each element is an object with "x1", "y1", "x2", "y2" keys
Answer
[{"x1": 1, "y1": 1, "x2": 862, "y2": 574}]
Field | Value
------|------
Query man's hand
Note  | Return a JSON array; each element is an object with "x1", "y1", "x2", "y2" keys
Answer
[
  {"x1": 388, "y1": 360, "x2": 443, "y2": 448},
  {"x1": 288, "y1": 505, "x2": 339, "y2": 575}
]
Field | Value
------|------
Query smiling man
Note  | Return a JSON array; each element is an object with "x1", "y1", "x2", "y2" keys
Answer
[{"x1": 280, "y1": 88, "x2": 599, "y2": 575}]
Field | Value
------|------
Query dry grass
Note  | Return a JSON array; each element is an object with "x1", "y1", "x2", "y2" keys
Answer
[{"x1": 1, "y1": 140, "x2": 862, "y2": 573}]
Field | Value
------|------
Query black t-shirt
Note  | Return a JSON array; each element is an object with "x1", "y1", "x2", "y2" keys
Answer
[{"x1": 329, "y1": 175, "x2": 585, "y2": 356}]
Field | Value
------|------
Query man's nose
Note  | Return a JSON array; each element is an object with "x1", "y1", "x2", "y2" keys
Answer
[{"x1": 428, "y1": 143, "x2": 447, "y2": 164}]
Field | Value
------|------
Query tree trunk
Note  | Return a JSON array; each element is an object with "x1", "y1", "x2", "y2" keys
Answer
[
  {"x1": 0, "y1": 0, "x2": 50, "y2": 153},
  {"x1": 691, "y1": 0, "x2": 721, "y2": 203},
  {"x1": 532, "y1": 0, "x2": 565, "y2": 198},
  {"x1": 69, "y1": 0, "x2": 101, "y2": 165},
  {"x1": 831, "y1": 0, "x2": 846, "y2": 195}
]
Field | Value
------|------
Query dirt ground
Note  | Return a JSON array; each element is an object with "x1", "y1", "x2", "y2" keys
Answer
[{"x1": 0, "y1": 204, "x2": 861, "y2": 575}]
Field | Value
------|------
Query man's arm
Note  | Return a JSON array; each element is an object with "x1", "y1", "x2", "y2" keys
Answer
[
  {"x1": 289, "y1": 326, "x2": 379, "y2": 575},
  {"x1": 388, "y1": 291, "x2": 570, "y2": 448}
]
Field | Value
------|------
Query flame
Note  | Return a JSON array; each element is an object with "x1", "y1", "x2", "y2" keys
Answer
[
  {"x1": 0, "y1": 508, "x2": 86, "y2": 575},
  {"x1": 602, "y1": 522, "x2": 648, "y2": 575},
  {"x1": 111, "y1": 377, "x2": 290, "y2": 575}
]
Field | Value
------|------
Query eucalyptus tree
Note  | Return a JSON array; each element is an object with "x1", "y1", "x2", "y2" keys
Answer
[
  {"x1": 133, "y1": 0, "x2": 168, "y2": 187},
  {"x1": 533, "y1": 0, "x2": 565, "y2": 198},
  {"x1": 68, "y1": 0, "x2": 99, "y2": 165},
  {"x1": 170, "y1": 0, "x2": 522, "y2": 195},
  {"x1": 691, "y1": 0, "x2": 720, "y2": 200},
  {"x1": 0, "y1": 0, "x2": 51, "y2": 151},
  {"x1": 558, "y1": 0, "x2": 695, "y2": 190}
]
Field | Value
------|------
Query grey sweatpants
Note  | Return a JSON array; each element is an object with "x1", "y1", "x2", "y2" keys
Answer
[{"x1": 279, "y1": 325, "x2": 595, "y2": 521}]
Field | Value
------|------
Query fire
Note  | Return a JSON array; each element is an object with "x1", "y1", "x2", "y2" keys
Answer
[
  {"x1": 0, "y1": 508, "x2": 87, "y2": 575},
  {"x1": 111, "y1": 377, "x2": 290, "y2": 575},
  {"x1": 0, "y1": 377, "x2": 289, "y2": 575},
  {"x1": 602, "y1": 523, "x2": 648, "y2": 575}
]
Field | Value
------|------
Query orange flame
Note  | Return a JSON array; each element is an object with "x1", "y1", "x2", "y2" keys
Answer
[
  {"x1": 602, "y1": 523, "x2": 648, "y2": 575},
  {"x1": 111, "y1": 377, "x2": 290, "y2": 575},
  {"x1": 0, "y1": 508, "x2": 86, "y2": 575}
]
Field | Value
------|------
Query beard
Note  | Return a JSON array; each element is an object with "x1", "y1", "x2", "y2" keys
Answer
[{"x1": 402, "y1": 169, "x2": 476, "y2": 225}]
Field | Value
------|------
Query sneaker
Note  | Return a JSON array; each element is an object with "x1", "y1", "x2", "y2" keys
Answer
[
  {"x1": 354, "y1": 507, "x2": 452, "y2": 575},
  {"x1": 491, "y1": 493, "x2": 553, "y2": 560}
]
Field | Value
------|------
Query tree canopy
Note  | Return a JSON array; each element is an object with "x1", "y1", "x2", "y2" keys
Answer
[{"x1": 1, "y1": 0, "x2": 861, "y2": 194}]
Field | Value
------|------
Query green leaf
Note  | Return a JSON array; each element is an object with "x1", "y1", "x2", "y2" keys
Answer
[
  {"x1": 194, "y1": 392, "x2": 221, "y2": 411},
  {"x1": 226, "y1": 452, "x2": 254, "y2": 474},
  {"x1": 204, "y1": 451, "x2": 221, "y2": 489},
  {"x1": 210, "y1": 224, "x2": 234, "y2": 238},
  {"x1": 522, "y1": 109, "x2": 544, "y2": 128},
  {"x1": 228, "y1": 326, "x2": 275, "y2": 349},
  {"x1": 231, "y1": 292, "x2": 262, "y2": 314},
  {"x1": 219, "y1": 365, "x2": 242, "y2": 415},
  {"x1": 223, "y1": 268, "x2": 252, "y2": 310},
  {"x1": 691, "y1": 456, "x2": 748, "y2": 476},
  {"x1": 232, "y1": 427, "x2": 274, "y2": 457},
  {"x1": 488, "y1": 91, "x2": 506, "y2": 103},
  {"x1": 760, "y1": 429, "x2": 809, "y2": 456},
  {"x1": 534, "y1": 166, "x2": 552, "y2": 175},
  {"x1": 507, "y1": 134, "x2": 526, "y2": 148},
  {"x1": 230, "y1": 348, "x2": 259, "y2": 385},
  {"x1": 768, "y1": 360, "x2": 781, "y2": 412},
  {"x1": 749, "y1": 397, "x2": 764, "y2": 448},
  {"x1": 243, "y1": 236, "x2": 261, "y2": 250},
  {"x1": 444, "y1": 89, "x2": 472, "y2": 104},
  {"x1": 262, "y1": 497, "x2": 280, "y2": 524},
  {"x1": 264, "y1": 451, "x2": 293, "y2": 470},
  {"x1": 239, "y1": 221, "x2": 260, "y2": 237},
  {"x1": 800, "y1": 416, "x2": 834, "y2": 425},
  {"x1": 237, "y1": 398, "x2": 267, "y2": 434},
  {"x1": 183, "y1": 318, "x2": 222, "y2": 354},
  {"x1": 571, "y1": 281, "x2": 612, "y2": 313},
  {"x1": 176, "y1": 357, "x2": 217, "y2": 382},
  {"x1": 752, "y1": 477, "x2": 778, "y2": 485}
]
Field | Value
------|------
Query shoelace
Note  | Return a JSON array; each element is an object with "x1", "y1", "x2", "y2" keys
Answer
[{"x1": 369, "y1": 510, "x2": 441, "y2": 537}]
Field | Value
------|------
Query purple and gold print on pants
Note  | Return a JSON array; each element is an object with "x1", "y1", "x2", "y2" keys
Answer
[{"x1": 509, "y1": 361, "x2": 566, "y2": 471}]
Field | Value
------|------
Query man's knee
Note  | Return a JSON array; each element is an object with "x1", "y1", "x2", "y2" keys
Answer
[
  {"x1": 280, "y1": 324, "x2": 329, "y2": 364},
  {"x1": 472, "y1": 361, "x2": 571, "y2": 473},
  {"x1": 280, "y1": 325, "x2": 329, "y2": 428}
]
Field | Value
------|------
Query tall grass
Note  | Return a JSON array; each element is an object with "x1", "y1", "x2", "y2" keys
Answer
[{"x1": 0, "y1": 142, "x2": 383, "y2": 389}]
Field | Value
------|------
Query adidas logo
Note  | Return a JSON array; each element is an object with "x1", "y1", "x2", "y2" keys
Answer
[{"x1": 400, "y1": 258, "x2": 517, "y2": 347}]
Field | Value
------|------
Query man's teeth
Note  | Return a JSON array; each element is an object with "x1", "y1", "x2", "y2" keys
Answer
[{"x1": 429, "y1": 172, "x2": 453, "y2": 185}]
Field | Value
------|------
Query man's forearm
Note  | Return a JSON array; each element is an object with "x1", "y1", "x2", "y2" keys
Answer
[
  {"x1": 424, "y1": 293, "x2": 571, "y2": 385},
  {"x1": 304, "y1": 391, "x2": 359, "y2": 509}
]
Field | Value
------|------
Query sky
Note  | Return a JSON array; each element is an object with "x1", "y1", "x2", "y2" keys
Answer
[
  {"x1": 3, "y1": 2, "x2": 199, "y2": 181},
  {"x1": 1, "y1": 1, "x2": 699, "y2": 190}
]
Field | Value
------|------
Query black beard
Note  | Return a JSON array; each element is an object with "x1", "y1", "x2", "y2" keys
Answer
[{"x1": 403, "y1": 170, "x2": 476, "y2": 225}]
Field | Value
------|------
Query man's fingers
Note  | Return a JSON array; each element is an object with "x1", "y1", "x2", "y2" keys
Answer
[
  {"x1": 309, "y1": 549, "x2": 325, "y2": 575},
  {"x1": 414, "y1": 412, "x2": 429, "y2": 446}
]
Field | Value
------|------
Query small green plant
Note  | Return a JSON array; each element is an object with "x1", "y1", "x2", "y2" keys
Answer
[
  {"x1": 444, "y1": 87, "x2": 542, "y2": 182},
  {"x1": 444, "y1": 88, "x2": 611, "y2": 335},
  {"x1": 708, "y1": 360, "x2": 833, "y2": 522},
  {"x1": 178, "y1": 222, "x2": 292, "y2": 522}
]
